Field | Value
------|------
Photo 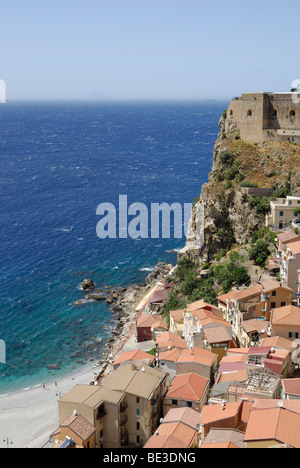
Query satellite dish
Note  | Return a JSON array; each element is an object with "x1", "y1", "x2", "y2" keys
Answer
[{"x1": 278, "y1": 401, "x2": 284, "y2": 408}]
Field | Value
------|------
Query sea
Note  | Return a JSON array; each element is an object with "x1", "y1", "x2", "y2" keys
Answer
[{"x1": 0, "y1": 100, "x2": 228, "y2": 395}]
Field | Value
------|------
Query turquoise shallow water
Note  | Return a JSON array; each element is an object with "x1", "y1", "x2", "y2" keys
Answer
[{"x1": 0, "y1": 100, "x2": 228, "y2": 394}]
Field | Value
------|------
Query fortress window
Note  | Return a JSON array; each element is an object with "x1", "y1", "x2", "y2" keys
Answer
[
  {"x1": 290, "y1": 109, "x2": 296, "y2": 117},
  {"x1": 272, "y1": 109, "x2": 278, "y2": 117},
  {"x1": 230, "y1": 110, "x2": 234, "y2": 116},
  {"x1": 247, "y1": 109, "x2": 253, "y2": 116}
]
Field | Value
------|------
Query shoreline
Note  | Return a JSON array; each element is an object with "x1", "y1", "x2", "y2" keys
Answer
[{"x1": 0, "y1": 262, "x2": 174, "y2": 448}]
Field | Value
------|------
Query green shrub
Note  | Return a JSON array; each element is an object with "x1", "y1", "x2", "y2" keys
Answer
[
  {"x1": 249, "y1": 240, "x2": 271, "y2": 266},
  {"x1": 240, "y1": 181, "x2": 259, "y2": 188},
  {"x1": 219, "y1": 150, "x2": 236, "y2": 166}
]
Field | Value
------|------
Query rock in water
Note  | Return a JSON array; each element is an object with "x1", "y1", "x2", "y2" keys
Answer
[{"x1": 82, "y1": 279, "x2": 95, "y2": 291}]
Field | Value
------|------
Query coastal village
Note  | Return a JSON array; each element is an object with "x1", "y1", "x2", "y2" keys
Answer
[{"x1": 46, "y1": 92, "x2": 300, "y2": 449}]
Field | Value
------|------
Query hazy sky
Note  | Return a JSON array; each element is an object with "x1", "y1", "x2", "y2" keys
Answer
[{"x1": 1, "y1": 0, "x2": 299, "y2": 100}]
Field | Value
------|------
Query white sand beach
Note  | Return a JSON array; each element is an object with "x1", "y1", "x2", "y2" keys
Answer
[{"x1": 0, "y1": 365, "x2": 102, "y2": 449}]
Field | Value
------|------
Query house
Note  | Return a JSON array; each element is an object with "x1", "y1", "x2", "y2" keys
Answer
[
  {"x1": 112, "y1": 349, "x2": 155, "y2": 370},
  {"x1": 261, "y1": 335, "x2": 295, "y2": 353},
  {"x1": 156, "y1": 332, "x2": 188, "y2": 353},
  {"x1": 276, "y1": 232, "x2": 300, "y2": 252},
  {"x1": 281, "y1": 379, "x2": 300, "y2": 400},
  {"x1": 58, "y1": 385, "x2": 127, "y2": 449},
  {"x1": 100, "y1": 364, "x2": 168, "y2": 448},
  {"x1": 244, "y1": 405, "x2": 300, "y2": 448},
  {"x1": 266, "y1": 196, "x2": 300, "y2": 230},
  {"x1": 158, "y1": 347, "x2": 217, "y2": 383},
  {"x1": 277, "y1": 239, "x2": 300, "y2": 292},
  {"x1": 201, "y1": 400, "x2": 252, "y2": 438},
  {"x1": 270, "y1": 304, "x2": 300, "y2": 340},
  {"x1": 203, "y1": 325, "x2": 236, "y2": 361},
  {"x1": 184, "y1": 303, "x2": 233, "y2": 352},
  {"x1": 200, "y1": 428, "x2": 246, "y2": 449},
  {"x1": 148, "y1": 284, "x2": 173, "y2": 312},
  {"x1": 50, "y1": 413, "x2": 96, "y2": 449},
  {"x1": 169, "y1": 309, "x2": 185, "y2": 336},
  {"x1": 218, "y1": 280, "x2": 294, "y2": 344},
  {"x1": 136, "y1": 314, "x2": 167, "y2": 343},
  {"x1": 240, "y1": 319, "x2": 270, "y2": 347},
  {"x1": 144, "y1": 407, "x2": 201, "y2": 449},
  {"x1": 163, "y1": 373, "x2": 210, "y2": 416}
]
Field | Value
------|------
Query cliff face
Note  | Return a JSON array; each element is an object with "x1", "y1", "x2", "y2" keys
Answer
[{"x1": 181, "y1": 113, "x2": 300, "y2": 263}]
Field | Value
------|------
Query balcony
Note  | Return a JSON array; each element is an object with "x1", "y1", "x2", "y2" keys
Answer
[
  {"x1": 120, "y1": 428, "x2": 128, "y2": 442},
  {"x1": 120, "y1": 414, "x2": 128, "y2": 427},
  {"x1": 120, "y1": 402, "x2": 128, "y2": 413},
  {"x1": 96, "y1": 407, "x2": 107, "y2": 421}
]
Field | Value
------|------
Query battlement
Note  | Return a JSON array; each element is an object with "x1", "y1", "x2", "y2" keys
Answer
[{"x1": 226, "y1": 92, "x2": 300, "y2": 144}]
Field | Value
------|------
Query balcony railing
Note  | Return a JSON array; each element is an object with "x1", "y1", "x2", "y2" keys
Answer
[
  {"x1": 120, "y1": 414, "x2": 128, "y2": 427},
  {"x1": 120, "y1": 402, "x2": 128, "y2": 413}
]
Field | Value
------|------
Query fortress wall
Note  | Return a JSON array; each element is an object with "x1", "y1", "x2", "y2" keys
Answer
[{"x1": 226, "y1": 93, "x2": 300, "y2": 144}]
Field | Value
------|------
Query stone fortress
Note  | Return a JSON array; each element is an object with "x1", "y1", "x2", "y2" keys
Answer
[{"x1": 225, "y1": 92, "x2": 300, "y2": 144}]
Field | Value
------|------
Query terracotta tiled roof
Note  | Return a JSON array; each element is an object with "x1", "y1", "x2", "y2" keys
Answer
[
  {"x1": 201, "y1": 441, "x2": 240, "y2": 448},
  {"x1": 277, "y1": 232, "x2": 300, "y2": 244},
  {"x1": 166, "y1": 373, "x2": 209, "y2": 402},
  {"x1": 227, "y1": 348, "x2": 250, "y2": 355},
  {"x1": 144, "y1": 434, "x2": 188, "y2": 449},
  {"x1": 251, "y1": 399, "x2": 300, "y2": 415},
  {"x1": 242, "y1": 319, "x2": 269, "y2": 334},
  {"x1": 261, "y1": 336, "x2": 294, "y2": 353},
  {"x1": 201, "y1": 401, "x2": 242, "y2": 426},
  {"x1": 156, "y1": 332, "x2": 188, "y2": 350},
  {"x1": 162, "y1": 407, "x2": 202, "y2": 431},
  {"x1": 245, "y1": 407, "x2": 300, "y2": 448},
  {"x1": 272, "y1": 305, "x2": 300, "y2": 326},
  {"x1": 159, "y1": 347, "x2": 182, "y2": 362},
  {"x1": 217, "y1": 290, "x2": 240, "y2": 304},
  {"x1": 60, "y1": 414, "x2": 96, "y2": 442},
  {"x1": 113, "y1": 350, "x2": 155, "y2": 366},
  {"x1": 204, "y1": 326, "x2": 232, "y2": 344},
  {"x1": 281, "y1": 379, "x2": 300, "y2": 397},
  {"x1": 287, "y1": 241, "x2": 300, "y2": 255},
  {"x1": 136, "y1": 314, "x2": 165, "y2": 328},
  {"x1": 216, "y1": 370, "x2": 247, "y2": 384},
  {"x1": 170, "y1": 309, "x2": 185, "y2": 323}
]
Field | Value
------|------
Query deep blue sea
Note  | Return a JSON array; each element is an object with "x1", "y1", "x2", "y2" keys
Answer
[{"x1": 0, "y1": 100, "x2": 228, "y2": 394}]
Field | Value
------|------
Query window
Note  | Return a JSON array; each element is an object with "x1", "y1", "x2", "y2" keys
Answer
[
  {"x1": 290, "y1": 109, "x2": 296, "y2": 117},
  {"x1": 100, "y1": 430, "x2": 103, "y2": 439},
  {"x1": 279, "y1": 211, "x2": 284, "y2": 217},
  {"x1": 137, "y1": 422, "x2": 140, "y2": 431},
  {"x1": 281, "y1": 302, "x2": 286, "y2": 307},
  {"x1": 137, "y1": 436, "x2": 140, "y2": 445},
  {"x1": 136, "y1": 409, "x2": 140, "y2": 417},
  {"x1": 230, "y1": 110, "x2": 234, "y2": 116},
  {"x1": 172, "y1": 400, "x2": 178, "y2": 406},
  {"x1": 186, "y1": 402, "x2": 193, "y2": 408},
  {"x1": 272, "y1": 291, "x2": 277, "y2": 297},
  {"x1": 247, "y1": 109, "x2": 253, "y2": 116},
  {"x1": 289, "y1": 332, "x2": 299, "y2": 339},
  {"x1": 136, "y1": 397, "x2": 140, "y2": 404},
  {"x1": 271, "y1": 302, "x2": 276, "y2": 309}
]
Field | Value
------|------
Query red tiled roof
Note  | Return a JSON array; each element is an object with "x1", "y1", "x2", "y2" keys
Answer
[
  {"x1": 113, "y1": 350, "x2": 155, "y2": 366},
  {"x1": 136, "y1": 314, "x2": 165, "y2": 328},
  {"x1": 166, "y1": 373, "x2": 209, "y2": 402},
  {"x1": 162, "y1": 407, "x2": 202, "y2": 431},
  {"x1": 282, "y1": 379, "x2": 300, "y2": 397},
  {"x1": 245, "y1": 407, "x2": 300, "y2": 448},
  {"x1": 201, "y1": 401, "x2": 242, "y2": 426},
  {"x1": 272, "y1": 305, "x2": 300, "y2": 326}
]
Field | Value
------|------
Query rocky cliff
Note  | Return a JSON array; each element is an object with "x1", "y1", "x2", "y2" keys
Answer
[{"x1": 180, "y1": 111, "x2": 300, "y2": 263}]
